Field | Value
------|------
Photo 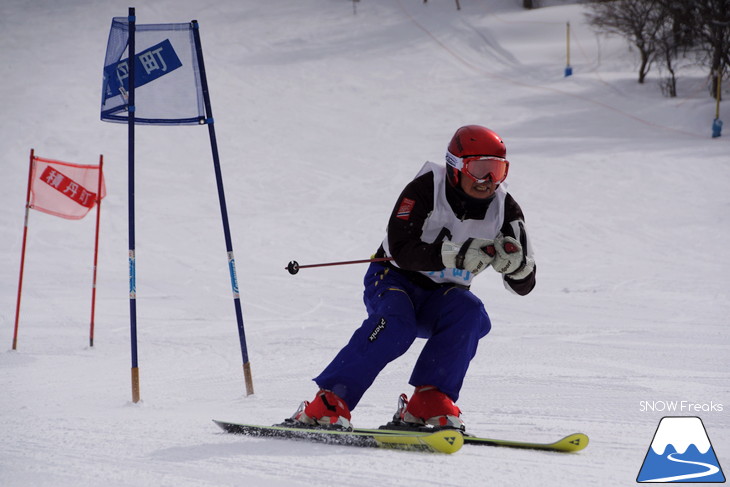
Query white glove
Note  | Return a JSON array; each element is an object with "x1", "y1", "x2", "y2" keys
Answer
[
  {"x1": 441, "y1": 238, "x2": 494, "y2": 275},
  {"x1": 488, "y1": 236, "x2": 534, "y2": 280}
]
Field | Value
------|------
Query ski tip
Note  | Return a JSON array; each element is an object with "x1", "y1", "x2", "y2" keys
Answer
[
  {"x1": 372, "y1": 429, "x2": 464, "y2": 453},
  {"x1": 461, "y1": 431, "x2": 589, "y2": 452},
  {"x1": 372, "y1": 428, "x2": 464, "y2": 454},
  {"x1": 556, "y1": 433, "x2": 589, "y2": 452},
  {"x1": 403, "y1": 429, "x2": 465, "y2": 454},
  {"x1": 429, "y1": 429, "x2": 464, "y2": 454}
]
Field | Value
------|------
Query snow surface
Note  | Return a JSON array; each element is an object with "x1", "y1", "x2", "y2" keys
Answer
[{"x1": 1, "y1": 0, "x2": 729, "y2": 486}]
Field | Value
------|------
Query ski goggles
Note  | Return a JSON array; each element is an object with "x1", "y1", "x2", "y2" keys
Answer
[{"x1": 446, "y1": 151, "x2": 509, "y2": 184}]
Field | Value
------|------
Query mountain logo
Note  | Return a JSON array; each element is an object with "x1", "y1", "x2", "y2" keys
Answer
[{"x1": 637, "y1": 416, "x2": 725, "y2": 483}]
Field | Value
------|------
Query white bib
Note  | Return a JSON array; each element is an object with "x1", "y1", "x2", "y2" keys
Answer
[{"x1": 384, "y1": 161, "x2": 506, "y2": 286}]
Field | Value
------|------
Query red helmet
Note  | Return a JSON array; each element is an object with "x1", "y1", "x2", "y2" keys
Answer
[{"x1": 445, "y1": 125, "x2": 508, "y2": 187}]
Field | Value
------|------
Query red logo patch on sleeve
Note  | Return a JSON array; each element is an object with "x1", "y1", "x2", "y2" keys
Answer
[{"x1": 396, "y1": 197, "x2": 415, "y2": 220}]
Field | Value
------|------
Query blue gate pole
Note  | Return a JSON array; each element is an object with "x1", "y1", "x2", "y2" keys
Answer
[
  {"x1": 127, "y1": 7, "x2": 141, "y2": 403},
  {"x1": 191, "y1": 20, "x2": 254, "y2": 396}
]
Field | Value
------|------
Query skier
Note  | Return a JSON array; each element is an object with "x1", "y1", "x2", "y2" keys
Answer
[{"x1": 289, "y1": 125, "x2": 536, "y2": 431}]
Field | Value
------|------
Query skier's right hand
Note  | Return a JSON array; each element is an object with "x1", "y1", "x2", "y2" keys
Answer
[{"x1": 441, "y1": 238, "x2": 494, "y2": 275}]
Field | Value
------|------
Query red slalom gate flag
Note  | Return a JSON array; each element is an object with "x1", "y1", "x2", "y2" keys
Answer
[
  {"x1": 13, "y1": 151, "x2": 107, "y2": 351},
  {"x1": 30, "y1": 157, "x2": 106, "y2": 219}
]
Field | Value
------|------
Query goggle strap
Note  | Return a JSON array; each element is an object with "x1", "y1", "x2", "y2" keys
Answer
[{"x1": 445, "y1": 150, "x2": 464, "y2": 171}]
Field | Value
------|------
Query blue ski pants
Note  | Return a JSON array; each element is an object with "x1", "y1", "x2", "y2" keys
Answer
[{"x1": 314, "y1": 262, "x2": 492, "y2": 410}]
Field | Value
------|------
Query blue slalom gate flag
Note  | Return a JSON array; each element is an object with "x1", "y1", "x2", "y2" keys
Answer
[
  {"x1": 100, "y1": 10, "x2": 253, "y2": 402},
  {"x1": 100, "y1": 18, "x2": 205, "y2": 125}
]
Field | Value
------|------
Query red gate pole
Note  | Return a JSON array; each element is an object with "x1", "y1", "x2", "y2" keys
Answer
[
  {"x1": 13, "y1": 149, "x2": 35, "y2": 350},
  {"x1": 89, "y1": 155, "x2": 104, "y2": 347}
]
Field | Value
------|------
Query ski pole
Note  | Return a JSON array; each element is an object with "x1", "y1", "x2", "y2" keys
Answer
[{"x1": 285, "y1": 257, "x2": 393, "y2": 275}]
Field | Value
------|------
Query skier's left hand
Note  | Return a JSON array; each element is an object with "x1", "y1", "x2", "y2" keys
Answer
[{"x1": 487, "y1": 236, "x2": 532, "y2": 279}]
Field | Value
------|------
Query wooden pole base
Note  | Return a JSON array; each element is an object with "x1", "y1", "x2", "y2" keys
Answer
[
  {"x1": 243, "y1": 362, "x2": 254, "y2": 396},
  {"x1": 131, "y1": 367, "x2": 141, "y2": 403}
]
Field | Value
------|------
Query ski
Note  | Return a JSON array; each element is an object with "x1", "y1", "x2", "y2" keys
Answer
[
  {"x1": 461, "y1": 432, "x2": 588, "y2": 452},
  {"x1": 213, "y1": 420, "x2": 463, "y2": 454},
  {"x1": 354, "y1": 426, "x2": 588, "y2": 453}
]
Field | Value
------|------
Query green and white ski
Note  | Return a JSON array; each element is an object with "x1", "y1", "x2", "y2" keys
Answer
[
  {"x1": 356, "y1": 426, "x2": 589, "y2": 453},
  {"x1": 213, "y1": 420, "x2": 464, "y2": 454}
]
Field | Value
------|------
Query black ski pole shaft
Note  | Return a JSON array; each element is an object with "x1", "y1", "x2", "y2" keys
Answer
[{"x1": 286, "y1": 257, "x2": 393, "y2": 275}]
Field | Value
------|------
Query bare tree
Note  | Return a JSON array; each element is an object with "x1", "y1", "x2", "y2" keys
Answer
[
  {"x1": 685, "y1": 0, "x2": 730, "y2": 99},
  {"x1": 585, "y1": 0, "x2": 665, "y2": 83},
  {"x1": 586, "y1": 0, "x2": 728, "y2": 98},
  {"x1": 654, "y1": 0, "x2": 694, "y2": 97}
]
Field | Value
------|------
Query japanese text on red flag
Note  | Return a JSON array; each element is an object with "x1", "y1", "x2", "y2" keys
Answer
[{"x1": 30, "y1": 157, "x2": 106, "y2": 220}]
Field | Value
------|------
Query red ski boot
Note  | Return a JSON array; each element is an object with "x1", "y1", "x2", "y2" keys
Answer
[
  {"x1": 289, "y1": 389, "x2": 352, "y2": 430},
  {"x1": 396, "y1": 386, "x2": 465, "y2": 430}
]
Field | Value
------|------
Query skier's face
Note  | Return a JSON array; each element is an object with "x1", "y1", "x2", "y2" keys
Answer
[{"x1": 459, "y1": 174, "x2": 497, "y2": 199}]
